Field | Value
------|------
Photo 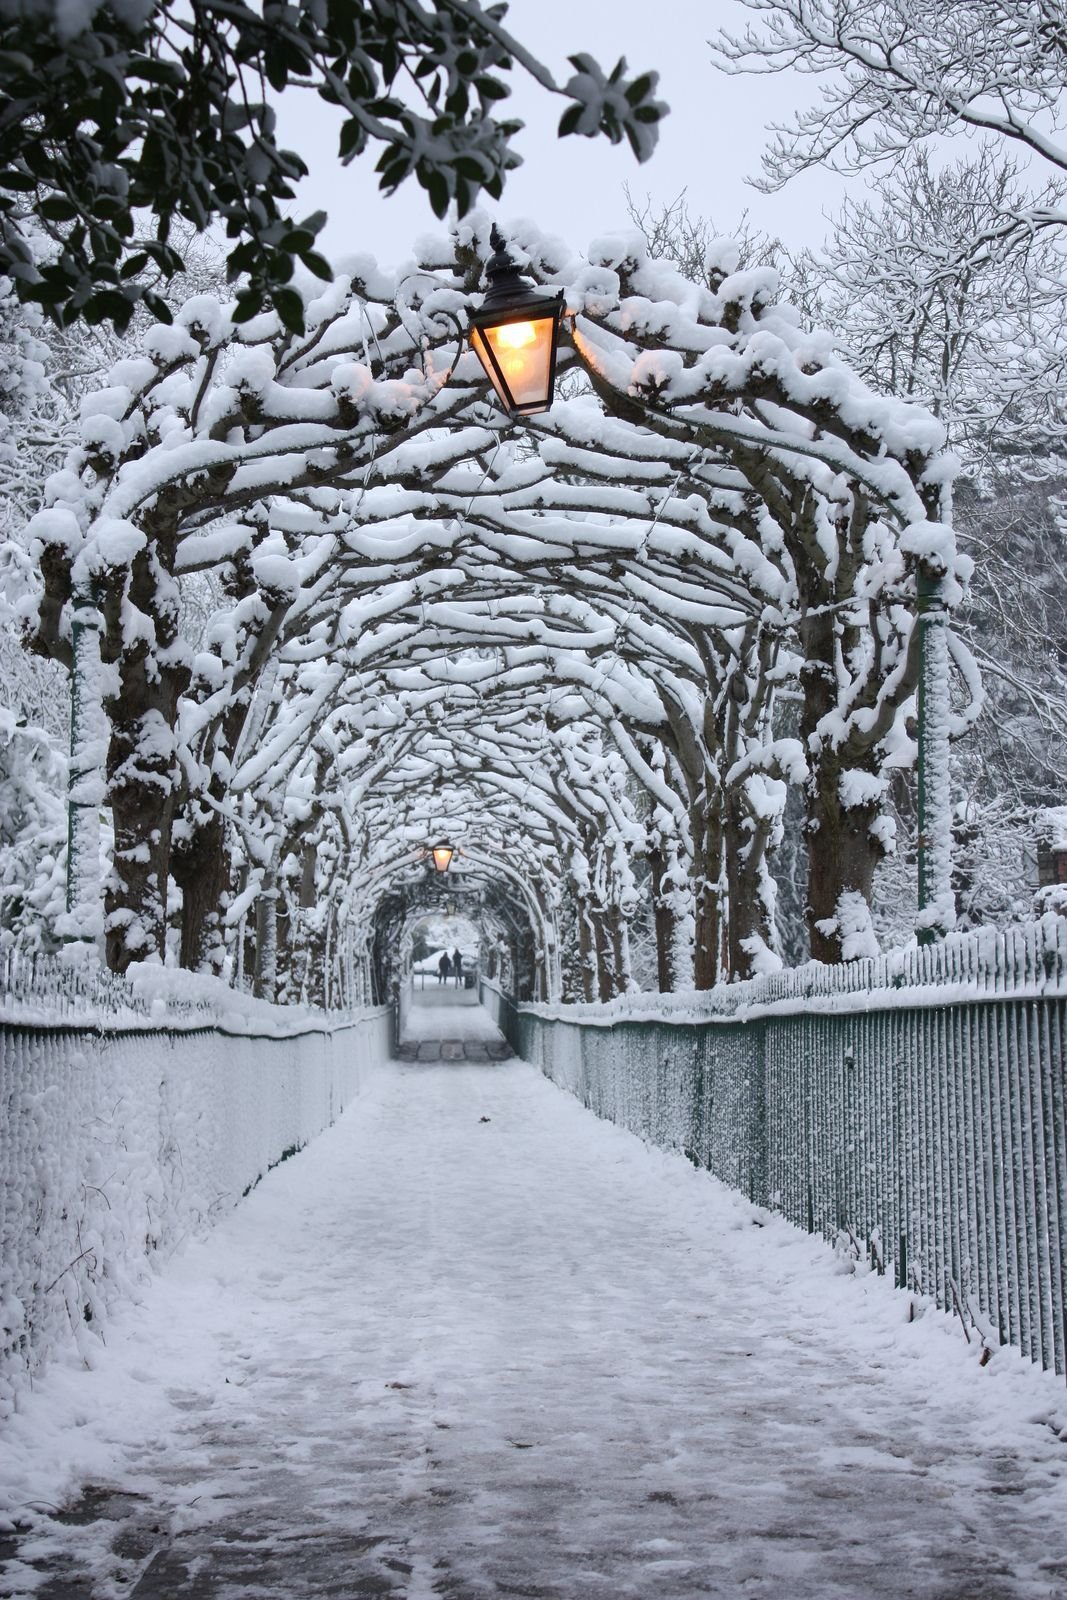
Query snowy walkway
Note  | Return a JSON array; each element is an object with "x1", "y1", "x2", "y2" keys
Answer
[
  {"x1": 5, "y1": 1038, "x2": 1067, "y2": 1599},
  {"x1": 396, "y1": 988, "x2": 513, "y2": 1062}
]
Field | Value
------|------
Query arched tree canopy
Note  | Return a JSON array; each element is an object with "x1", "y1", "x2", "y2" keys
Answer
[{"x1": 19, "y1": 215, "x2": 979, "y2": 1000}]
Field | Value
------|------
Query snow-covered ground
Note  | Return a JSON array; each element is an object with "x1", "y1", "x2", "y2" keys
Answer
[{"x1": 3, "y1": 1027, "x2": 1067, "y2": 1598}]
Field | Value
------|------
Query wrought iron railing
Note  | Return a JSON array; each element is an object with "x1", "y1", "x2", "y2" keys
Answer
[{"x1": 484, "y1": 915, "x2": 1067, "y2": 1377}]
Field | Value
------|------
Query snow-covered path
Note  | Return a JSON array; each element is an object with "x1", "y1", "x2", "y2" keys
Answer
[
  {"x1": 5, "y1": 1045, "x2": 1067, "y2": 1599},
  {"x1": 400, "y1": 987, "x2": 509, "y2": 1047}
]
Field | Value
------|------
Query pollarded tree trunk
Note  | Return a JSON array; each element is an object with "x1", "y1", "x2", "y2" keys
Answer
[
  {"x1": 103, "y1": 671, "x2": 187, "y2": 971},
  {"x1": 174, "y1": 691, "x2": 263, "y2": 974},
  {"x1": 648, "y1": 847, "x2": 677, "y2": 992},
  {"x1": 592, "y1": 907, "x2": 615, "y2": 1001},
  {"x1": 691, "y1": 800, "x2": 724, "y2": 989},
  {"x1": 718, "y1": 621, "x2": 785, "y2": 981},
  {"x1": 96, "y1": 520, "x2": 191, "y2": 973},
  {"x1": 587, "y1": 902, "x2": 629, "y2": 1000},
  {"x1": 275, "y1": 892, "x2": 294, "y2": 1003},
  {"x1": 291, "y1": 847, "x2": 327, "y2": 1005},
  {"x1": 724, "y1": 793, "x2": 780, "y2": 981},
  {"x1": 513, "y1": 937, "x2": 538, "y2": 1002},
  {"x1": 805, "y1": 748, "x2": 885, "y2": 963},
  {"x1": 579, "y1": 901, "x2": 622, "y2": 1001},
  {"x1": 172, "y1": 807, "x2": 229, "y2": 973},
  {"x1": 576, "y1": 894, "x2": 598, "y2": 1002},
  {"x1": 254, "y1": 870, "x2": 279, "y2": 1000},
  {"x1": 611, "y1": 907, "x2": 630, "y2": 996},
  {"x1": 300, "y1": 914, "x2": 329, "y2": 1007},
  {"x1": 800, "y1": 618, "x2": 886, "y2": 963},
  {"x1": 61, "y1": 589, "x2": 107, "y2": 946}
]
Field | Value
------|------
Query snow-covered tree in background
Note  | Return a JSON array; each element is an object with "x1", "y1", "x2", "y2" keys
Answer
[
  {"x1": 817, "y1": 148, "x2": 1067, "y2": 468},
  {"x1": 711, "y1": 0, "x2": 1067, "y2": 232},
  {"x1": 640, "y1": 30, "x2": 1067, "y2": 951},
  {"x1": 0, "y1": 268, "x2": 74, "y2": 950}
]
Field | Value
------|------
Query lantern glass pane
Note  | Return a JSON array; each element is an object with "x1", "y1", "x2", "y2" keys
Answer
[
  {"x1": 469, "y1": 327, "x2": 512, "y2": 413},
  {"x1": 431, "y1": 845, "x2": 454, "y2": 873},
  {"x1": 473, "y1": 315, "x2": 555, "y2": 411}
]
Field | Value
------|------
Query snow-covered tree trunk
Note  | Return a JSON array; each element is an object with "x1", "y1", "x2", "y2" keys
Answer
[
  {"x1": 916, "y1": 568, "x2": 956, "y2": 942},
  {"x1": 611, "y1": 906, "x2": 631, "y2": 997},
  {"x1": 100, "y1": 572, "x2": 189, "y2": 972},
  {"x1": 254, "y1": 871, "x2": 279, "y2": 1002},
  {"x1": 576, "y1": 896, "x2": 598, "y2": 1001},
  {"x1": 724, "y1": 785, "x2": 781, "y2": 980},
  {"x1": 800, "y1": 603, "x2": 885, "y2": 964},
  {"x1": 171, "y1": 806, "x2": 229, "y2": 973},
  {"x1": 691, "y1": 799, "x2": 724, "y2": 989},
  {"x1": 805, "y1": 767, "x2": 884, "y2": 964},
  {"x1": 58, "y1": 587, "x2": 105, "y2": 946},
  {"x1": 649, "y1": 844, "x2": 684, "y2": 992},
  {"x1": 293, "y1": 847, "x2": 328, "y2": 1007},
  {"x1": 592, "y1": 906, "x2": 618, "y2": 1002},
  {"x1": 57, "y1": 505, "x2": 190, "y2": 971}
]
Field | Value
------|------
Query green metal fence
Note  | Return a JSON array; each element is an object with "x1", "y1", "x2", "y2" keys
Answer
[{"x1": 484, "y1": 915, "x2": 1067, "y2": 1377}]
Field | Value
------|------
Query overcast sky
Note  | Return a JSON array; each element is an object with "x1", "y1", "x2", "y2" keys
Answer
[{"x1": 276, "y1": 0, "x2": 854, "y2": 272}]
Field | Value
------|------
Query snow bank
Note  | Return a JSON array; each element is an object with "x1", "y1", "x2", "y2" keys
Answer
[
  {"x1": 0, "y1": 1001, "x2": 392, "y2": 1420},
  {"x1": 0, "y1": 951, "x2": 359, "y2": 1035}
]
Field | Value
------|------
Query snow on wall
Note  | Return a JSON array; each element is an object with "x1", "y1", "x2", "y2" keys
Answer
[{"x1": 0, "y1": 1003, "x2": 392, "y2": 1419}]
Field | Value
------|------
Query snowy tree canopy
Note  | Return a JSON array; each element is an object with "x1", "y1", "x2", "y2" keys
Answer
[
  {"x1": 0, "y1": 0, "x2": 666, "y2": 332},
  {"x1": 9, "y1": 214, "x2": 980, "y2": 999}
]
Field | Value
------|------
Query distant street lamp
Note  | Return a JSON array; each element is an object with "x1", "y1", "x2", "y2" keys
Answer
[
  {"x1": 431, "y1": 842, "x2": 454, "y2": 873},
  {"x1": 468, "y1": 227, "x2": 565, "y2": 417}
]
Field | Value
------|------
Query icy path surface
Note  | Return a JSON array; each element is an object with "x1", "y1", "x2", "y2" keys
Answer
[{"x1": 5, "y1": 1057, "x2": 1067, "y2": 1600}]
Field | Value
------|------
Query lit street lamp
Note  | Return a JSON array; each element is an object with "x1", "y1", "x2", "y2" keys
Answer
[
  {"x1": 468, "y1": 227, "x2": 565, "y2": 416},
  {"x1": 431, "y1": 842, "x2": 455, "y2": 873}
]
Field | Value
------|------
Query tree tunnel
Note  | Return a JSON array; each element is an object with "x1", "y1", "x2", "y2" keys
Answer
[
  {"x1": 20, "y1": 216, "x2": 980, "y2": 1001},
  {"x1": 367, "y1": 856, "x2": 543, "y2": 1006}
]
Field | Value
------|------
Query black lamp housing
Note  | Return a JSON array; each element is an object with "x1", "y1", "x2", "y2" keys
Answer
[
  {"x1": 468, "y1": 227, "x2": 565, "y2": 417},
  {"x1": 431, "y1": 842, "x2": 454, "y2": 873}
]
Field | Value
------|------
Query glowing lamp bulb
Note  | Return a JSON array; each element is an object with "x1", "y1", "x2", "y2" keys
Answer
[{"x1": 496, "y1": 321, "x2": 537, "y2": 349}]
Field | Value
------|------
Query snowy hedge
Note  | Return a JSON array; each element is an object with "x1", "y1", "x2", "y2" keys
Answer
[{"x1": 0, "y1": 1005, "x2": 391, "y2": 1419}]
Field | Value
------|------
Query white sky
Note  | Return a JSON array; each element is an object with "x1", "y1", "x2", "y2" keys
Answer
[{"x1": 276, "y1": 0, "x2": 856, "y2": 273}]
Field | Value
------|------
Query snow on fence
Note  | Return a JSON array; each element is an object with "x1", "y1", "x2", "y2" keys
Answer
[
  {"x1": 0, "y1": 956, "x2": 392, "y2": 1419},
  {"x1": 483, "y1": 914, "x2": 1067, "y2": 1378}
]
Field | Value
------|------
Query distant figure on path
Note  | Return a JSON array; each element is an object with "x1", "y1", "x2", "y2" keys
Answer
[
  {"x1": 437, "y1": 951, "x2": 451, "y2": 984},
  {"x1": 452, "y1": 948, "x2": 463, "y2": 986}
]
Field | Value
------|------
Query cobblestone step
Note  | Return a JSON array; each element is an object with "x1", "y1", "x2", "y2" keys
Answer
[{"x1": 394, "y1": 1039, "x2": 512, "y2": 1063}]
